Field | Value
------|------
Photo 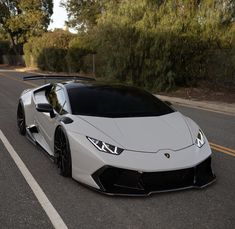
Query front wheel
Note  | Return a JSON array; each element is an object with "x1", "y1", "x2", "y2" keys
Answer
[
  {"x1": 54, "y1": 126, "x2": 72, "y2": 177},
  {"x1": 17, "y1": 102, "x2": 26, "y2": 135}
]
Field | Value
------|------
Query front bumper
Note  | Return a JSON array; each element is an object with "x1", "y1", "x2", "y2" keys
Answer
[{"x1": 92, "y1": 156, "x2": 215, "y2": 196}]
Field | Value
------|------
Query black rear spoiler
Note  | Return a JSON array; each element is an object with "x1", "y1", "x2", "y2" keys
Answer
[{"x1": 23, "y1": 75, "x2": 96, "y2": 82}]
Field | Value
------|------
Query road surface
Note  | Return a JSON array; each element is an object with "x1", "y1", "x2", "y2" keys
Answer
[{"x1": 0, "y1": 70, "x2": 234, "y2": 229}]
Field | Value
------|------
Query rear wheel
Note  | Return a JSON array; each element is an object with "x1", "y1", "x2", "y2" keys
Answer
[
  {"x1": 17, "y1": 102, "x2": 26, "y2": 135},
  {"x1": 54, "y1": 126, "x2": 72, "y2": 177}
]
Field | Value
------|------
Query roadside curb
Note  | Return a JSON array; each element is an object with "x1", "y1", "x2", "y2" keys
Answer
[{"x1": 156, "y1": 95, "x2": 235, "y2": 116}]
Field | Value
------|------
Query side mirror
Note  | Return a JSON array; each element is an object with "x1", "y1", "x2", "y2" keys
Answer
[
  {"x1": 36, "y1": 103, "x2": 55, "y2": 118},
  {"x1": 164, "y1": 101, "x2": 172, "y2": 106}
]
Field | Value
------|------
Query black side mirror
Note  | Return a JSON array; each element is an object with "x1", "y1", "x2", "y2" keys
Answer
[
  {"x1": 164, "y1": 101, "x2": 172, "y2": 106},
  {"x1": 36, "y1": 103, "x2": 55, "y2": 118}
]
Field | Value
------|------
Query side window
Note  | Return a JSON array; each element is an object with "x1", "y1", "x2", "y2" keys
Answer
[{"x1": 47, "y1": 85, "x2": 68, "y2": 115}]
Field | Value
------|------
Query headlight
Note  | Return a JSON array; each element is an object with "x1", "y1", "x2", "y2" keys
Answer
[
  {"x1": 87, "y1": 137, "x2": 124, "y2": 155},
  {"x1": 195, "y1": 129, "x2": 205, "y2": 148}
]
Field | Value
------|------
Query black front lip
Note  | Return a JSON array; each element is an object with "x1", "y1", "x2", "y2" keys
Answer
[
  {"x1": 94, "y1": 179, "x2": 216, "y2": 197},
  {"x1": 92, "y1": 156, "x2": 216, "y2": 196}
]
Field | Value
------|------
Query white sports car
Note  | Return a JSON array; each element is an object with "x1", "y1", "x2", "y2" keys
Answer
[{"x1": 17, "y1": 76, "x2": 215, "y2": 195}]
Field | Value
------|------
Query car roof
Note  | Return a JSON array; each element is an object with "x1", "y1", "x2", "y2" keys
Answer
[{"x1": 63, "y1": 81, "x2": 139, "y2": 91}]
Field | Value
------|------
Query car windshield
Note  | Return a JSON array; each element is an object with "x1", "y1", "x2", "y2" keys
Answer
[{"x1": 67, "y1": 84, "x2": 175, "y2": 118}]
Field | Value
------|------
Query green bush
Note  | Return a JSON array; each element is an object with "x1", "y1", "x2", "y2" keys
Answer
[
  {"x1": 23, "y1": 1, "x2": 235, "y2": 90},
  {"x1": 66, "y1": 37, "x2": 92, "y2": 73},
  {"x1": 24, "y1": 30, "x2": 96, "y2": 73},
  {"x1": 90, "y1": 0, "x2": 235, "y2": 91},
  {"x1": 24, "y1": 30, "x2": 75, "y2": 72},
  {"x1": 93, "y1": 23, "x2": 209, "y2": 91}
]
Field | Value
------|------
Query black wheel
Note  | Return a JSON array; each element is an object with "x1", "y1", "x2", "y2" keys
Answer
[
  {"x1": 54, "y1": 126, "x2": 72, "y2": 177},
  {"x1": 17, "y1": 101, "x2": 26, "y2": 135}
]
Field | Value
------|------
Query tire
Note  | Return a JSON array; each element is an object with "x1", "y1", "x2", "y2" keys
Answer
[
  {"x1": 54, "y1": 126, "x2": 72, "y2": 177},
  {"x1": 17, "y1": 101, "x2": 26, "y2": 135}
]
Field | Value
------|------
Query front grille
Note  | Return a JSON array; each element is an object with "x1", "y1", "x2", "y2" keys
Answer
[
  {"x1": 92, "y1": 156, "x2": 215, "y2": 195},
  {"x1": 141, "y1": 168, "x2": 194, "y2": 191}
]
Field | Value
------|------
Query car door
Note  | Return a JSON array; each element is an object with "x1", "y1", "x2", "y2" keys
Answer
[{"x1": 35, "y1": 84, "x2": 69, "y2": 154}]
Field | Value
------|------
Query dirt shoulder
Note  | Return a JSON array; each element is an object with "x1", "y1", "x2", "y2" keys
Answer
[
  {"x1": 157, "y1": 85, "x2": 235, "y2": 104},
  {"x1": 156, "y1": 83, "x2": 235, "y2": 116}
]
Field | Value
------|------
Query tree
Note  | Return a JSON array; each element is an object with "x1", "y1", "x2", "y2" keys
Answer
[
  {"x1": 62, "y1": 0, "x2": 235, "y2": 90},
  {"x1": 92, "y1": 0, "x2": 235, "y2": 88},
  {"x1": 24, "y1": 29, "x2": 74, "y2": 71},
  {"x1": 61, "y1": 0, "x2": 102, "y2": 31},
  {"x1": 0, "y1": 0, "x2": 53, "y2": 54},
  {"x1": 61, "y1": 0, "x2": 121, "y2": 32}
]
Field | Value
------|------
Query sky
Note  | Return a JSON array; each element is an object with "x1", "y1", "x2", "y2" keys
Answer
[{"x1": 48, "y1": 0, "x2": 68, "y2": 30}]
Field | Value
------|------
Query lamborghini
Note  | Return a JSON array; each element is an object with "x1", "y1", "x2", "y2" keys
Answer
[{"x1": 17, "y1": 75, "x2": 216, "y2": 195}]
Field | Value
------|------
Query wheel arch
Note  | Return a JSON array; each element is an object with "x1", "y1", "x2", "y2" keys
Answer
[
  {"x1": 54, "y1": 125, "x2": 71, "y2": 155},
  {"x1": 54, "y1": 124, "x2": 72, "y2": 177}
]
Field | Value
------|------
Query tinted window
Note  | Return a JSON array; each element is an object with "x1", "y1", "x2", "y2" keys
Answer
[
  {"x1": 67, "y1": 85, "x2": 174, "y2": 118},
  {"x1": 47, "y1": 85, "x2": 68, "y2": 115}
]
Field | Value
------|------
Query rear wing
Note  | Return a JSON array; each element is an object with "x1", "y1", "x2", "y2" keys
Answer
[{"x1": 23, "y1": 75, "x2": 96, "y2": 83}]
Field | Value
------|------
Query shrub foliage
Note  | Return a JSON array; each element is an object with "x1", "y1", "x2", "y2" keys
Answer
[
  {"x1": 24, "y1": 30, "x2": 93, "y2": 72},
  {"x1": 25, "y1": 1, "x2": 235, "y2": 90}
]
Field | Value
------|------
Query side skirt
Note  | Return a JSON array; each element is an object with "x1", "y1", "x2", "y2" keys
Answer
[
  {"x1": 26, "y1": 127, "x2": 37, "y2": 145},
  {"x1": 26, "y1": 126, "x2": 55, "y2": 162}
]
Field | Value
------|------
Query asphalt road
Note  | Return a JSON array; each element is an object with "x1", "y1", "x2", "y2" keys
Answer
[{"x1": 0, "y1": 69, "x2": 235, "y2": 229}]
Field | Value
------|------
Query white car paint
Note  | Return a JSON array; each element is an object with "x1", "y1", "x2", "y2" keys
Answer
[
  {"x1": 77, "y1": 112, "x2": 193, "y2": 152},
  {"x1": 19, "y1": 82, "x2": 214, "y2": 194}
]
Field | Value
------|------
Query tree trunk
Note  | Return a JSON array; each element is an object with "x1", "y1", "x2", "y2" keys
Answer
[{"x1": 9, "y1": 32, "x2": 19, "y2": 55}]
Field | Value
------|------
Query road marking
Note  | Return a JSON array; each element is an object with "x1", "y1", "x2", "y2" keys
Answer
[
  {"x1": 210, "y1": 142, "x2": 235, "y2": 154},
  {"x1": 0, "y1": 72, "x2": 37, "y2": 87},
  {"x1": 0, "y1": 130, "x2": 68, "y2": 229},
  {"x1": 209, "y1": 142, "x2": 235, "y2": 157}
]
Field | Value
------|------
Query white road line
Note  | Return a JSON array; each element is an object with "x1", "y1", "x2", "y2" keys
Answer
[{"x1": 0, "y1": 130, "x2": 68, "y2": 229}]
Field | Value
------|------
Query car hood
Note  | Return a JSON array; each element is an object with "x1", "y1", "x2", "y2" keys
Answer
[{"x1": 73, "y1": 111, "x2": 193, "y2": 152}]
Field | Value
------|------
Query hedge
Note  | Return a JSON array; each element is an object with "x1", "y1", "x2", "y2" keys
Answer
[{"x1": 24, "y1": 30, "x2": 95, "y2": 73}]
